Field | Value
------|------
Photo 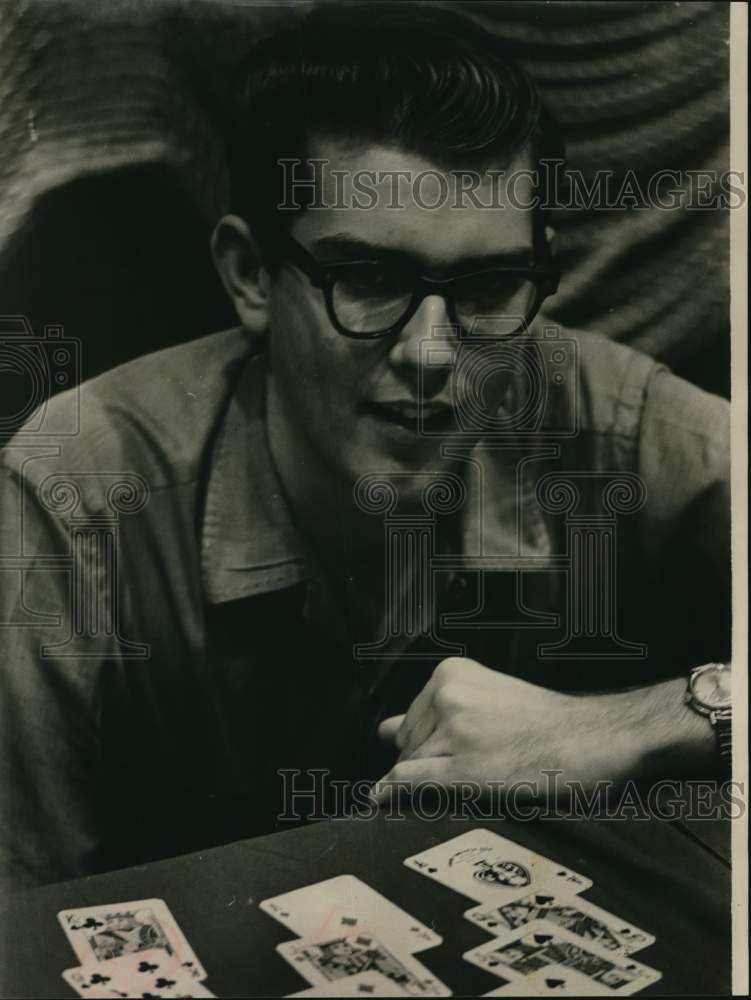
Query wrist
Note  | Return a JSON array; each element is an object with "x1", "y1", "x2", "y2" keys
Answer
[
  {"x1": 613, "y1": 679, "x2": 716, "y2": 780},
  {"x1": 562, "y1": 680, "x2": 717, "y2": 786}
]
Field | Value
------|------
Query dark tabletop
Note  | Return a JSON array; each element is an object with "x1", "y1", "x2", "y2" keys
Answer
[{"x1": 0, "y1": 814, "x2": 731, "y2": 998}]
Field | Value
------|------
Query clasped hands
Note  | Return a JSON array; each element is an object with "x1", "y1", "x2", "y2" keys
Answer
[{"x1": 372, "y1": 657, "x2": 632, "y2": 803}]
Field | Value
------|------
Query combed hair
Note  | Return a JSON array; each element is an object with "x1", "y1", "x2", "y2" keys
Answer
[{"x1": 228, "y1": 4, "x2": 563, "y2": 248}]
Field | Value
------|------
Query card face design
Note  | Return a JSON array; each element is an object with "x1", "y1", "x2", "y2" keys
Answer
[
  {"x1": 277, "y1": 931, "x2": 451, "y2": 996},
  {"x1": 62, "y1": 948, "x2": 215, "y2": 998},
  {"x1": 404, "y1": 829, "x2": 592, "y2": 903},
  {"x1": 261, "y1": 874, "x2": 441, "y2": 952},
  {"x1": 57, "y1": 899, "x2": 205, "y2": 980},
  {"x1": 288, "y1": 969, "x2": 414, "y2": 997},
  {"x1": 465, "y1": 891, "x2": 655, "y2": 956},
  {"x1": 464, "y1": 922, "x2": 661, "y2": 996},
  {"x1": 481, "y1": 981, "x2": 538, "y2": 997}
]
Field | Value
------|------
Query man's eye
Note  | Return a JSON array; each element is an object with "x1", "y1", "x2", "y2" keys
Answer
[
  {"x1": 460, "y1": 272, "x2": 525, "y2": 296},
  {"x1": 335, "y1": 265, "x2": 405, "y2": 297},
  {"x1": 457, "y1": 272, "x2": 534, "y2": 307}
]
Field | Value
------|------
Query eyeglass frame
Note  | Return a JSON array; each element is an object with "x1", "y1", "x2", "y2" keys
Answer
[{"x1": 272, "y1": 231, "x2": 560, "y2": 340}]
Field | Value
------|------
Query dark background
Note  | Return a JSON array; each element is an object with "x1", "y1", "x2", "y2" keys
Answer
[{"x1": 0, "y1": 0, "x2": 731, "y2": 435}]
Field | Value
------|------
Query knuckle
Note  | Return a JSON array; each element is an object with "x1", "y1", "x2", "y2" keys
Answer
[
  {"x1": 434, "y1": 656, "x2": 465, "y2": 680},
  {"x1": 434, "y1": 680, "x2": 462, "y2": 712}
]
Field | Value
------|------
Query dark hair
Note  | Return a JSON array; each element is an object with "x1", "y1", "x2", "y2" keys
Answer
[{"x1": 228, "y1": 4, "x2": 563, "y2": 252}]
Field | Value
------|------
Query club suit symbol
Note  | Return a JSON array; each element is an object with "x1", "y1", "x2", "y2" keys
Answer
[{"x1": 72, "y1": 917, "x2": 105, "y2": 931}]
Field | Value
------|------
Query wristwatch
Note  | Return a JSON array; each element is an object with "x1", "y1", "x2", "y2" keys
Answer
[{"x1": 686, "y1": 662, "x2": 732, "y2": 769}]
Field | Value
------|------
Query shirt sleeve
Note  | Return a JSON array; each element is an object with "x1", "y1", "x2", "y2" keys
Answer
[
  {"x1": 636, "y1": 365, "x2": 731, "y2": 668},
  {"x1": 0, "y1": 459, "x2": 108, "y2": 890}
]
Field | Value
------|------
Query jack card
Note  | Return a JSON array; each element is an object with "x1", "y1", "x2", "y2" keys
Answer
[
  {"x1": 277, "y1": 930, "x2": 451, "y2": 996},
  {"x1": 287, "y1": 969, "x2": 413, "y2": 996},
  {"x1": 465, "y1": 890, "x2": 654, "y2": 956},
  {"x1": 463, "y1": 921, "x2": 661, "y2": 996}
]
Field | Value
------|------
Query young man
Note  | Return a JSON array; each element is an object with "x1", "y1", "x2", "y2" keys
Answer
[{"x1": 0, "y1": 6, "x2": 730, "y2": 890}]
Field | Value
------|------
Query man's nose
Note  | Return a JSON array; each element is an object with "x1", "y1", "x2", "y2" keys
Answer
[{"x1": 387, "y1": 294, "x2": 456, "y2": 379}]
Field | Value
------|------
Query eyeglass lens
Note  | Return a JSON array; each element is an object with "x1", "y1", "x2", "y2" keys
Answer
[{"x1": 330, "y1": 264, "x2": 540, "y2": 336}]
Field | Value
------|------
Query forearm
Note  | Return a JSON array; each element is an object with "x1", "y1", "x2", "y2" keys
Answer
[
  {"x1": 377, "y1": 658, "x2": 725, "y2": 800},
  {"x1": 574, "y1": 676, "x2": 717, "y2": 785}
]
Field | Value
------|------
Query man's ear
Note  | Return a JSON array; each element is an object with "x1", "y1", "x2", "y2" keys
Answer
[{"x1": 211, "y1": 215, "x2": 270, "y2": 335}]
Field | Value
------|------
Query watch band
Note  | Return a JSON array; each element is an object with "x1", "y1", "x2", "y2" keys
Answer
[
  {"x1": 687, "y1": 664, "x2": 732, "y2": 775},
  {"x1": 712, "y1": 709, "x2": 732, "y2": 763}
]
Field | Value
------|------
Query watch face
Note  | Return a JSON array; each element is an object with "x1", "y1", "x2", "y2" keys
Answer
[{"x1": 693, "y1": 666, "x2": 732, "y2": 709}]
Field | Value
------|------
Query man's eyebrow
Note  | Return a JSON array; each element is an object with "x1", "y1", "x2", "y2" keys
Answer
[
  {"x1": 312, "y1": 233, "x2": 404, "y2": 260},
  {"x1": 311, "y1": 233, "x2": 535, "y2": 268}
]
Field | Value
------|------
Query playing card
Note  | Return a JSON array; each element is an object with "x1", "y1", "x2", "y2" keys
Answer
[
  {"x1": 465, "y1": 890, "x2": 654, "y2": 956},
  {"x1": 277, "y1": 930, "x2": 451, "y2": 996},
  {"x1": 404, "y1": 830, "x2": 591, "y2": 903},
  {"x1": 481, "y1": 981, "x2": 538, "y2": 996},
  {"x1": 287, "y1": 969, "x2": 411, "y2": 996},
  {"x1": 463, "y1": 921, "x2": 661, "y2": 996},
  {"x1": 261, "y1": 875, "x2": 441, "y2": 953},
  {"x1": 62, "y1": 948, "x2": 215, "y2": 998},
  {"x1": 57, "y1": 899, "x2": 206, "y2": 980}
]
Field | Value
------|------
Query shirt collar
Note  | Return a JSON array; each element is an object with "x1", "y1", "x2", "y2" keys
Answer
[
  {"x1": 201, "y1": 349, "x2": 552, "y2": 606},
  {"x1": 202, "y1": 351, "x2": 309, "y2": 604}
]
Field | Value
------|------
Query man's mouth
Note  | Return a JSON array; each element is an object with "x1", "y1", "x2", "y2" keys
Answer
[{"x1": 362, "y1": 400, "x2": 455, "y2": 433}]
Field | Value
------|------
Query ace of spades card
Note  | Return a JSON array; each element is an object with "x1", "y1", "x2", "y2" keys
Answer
[{"x1": 404, "y1": 829, "x2": 591, "y2": 904}]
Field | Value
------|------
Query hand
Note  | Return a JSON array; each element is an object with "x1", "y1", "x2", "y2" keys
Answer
[{"x1": 374, "y1": 657, "x2": 628, "y2": 802}]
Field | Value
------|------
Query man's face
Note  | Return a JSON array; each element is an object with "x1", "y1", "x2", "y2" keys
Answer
[{"x1": 265, "y1": 136, "x2": 536, "y2": 503}]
